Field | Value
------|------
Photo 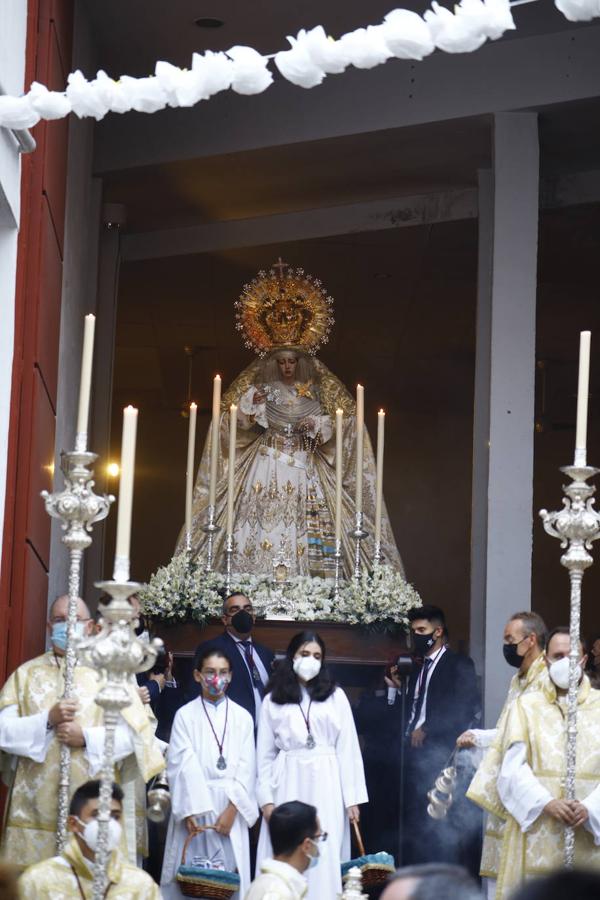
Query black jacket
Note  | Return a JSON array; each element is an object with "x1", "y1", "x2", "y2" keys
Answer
[
  {"x1": 406, "y1": 647, "x2": 480, "y2": 752},
  {"x1": 191, "y1": 631, "x2": 275, "y2": 726}
]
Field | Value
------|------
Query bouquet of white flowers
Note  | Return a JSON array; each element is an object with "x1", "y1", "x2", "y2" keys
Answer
[{"x1": 140, "y1": 556, "x2": 421, "y2": 634}]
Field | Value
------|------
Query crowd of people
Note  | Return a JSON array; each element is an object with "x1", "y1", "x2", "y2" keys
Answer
[{"x1": 0, "y1": 592, "x2": 599, "y2": 899}]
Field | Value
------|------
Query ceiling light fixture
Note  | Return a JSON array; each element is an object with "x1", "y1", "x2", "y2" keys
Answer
[{"x1": 194, "y1": 16, "x2": 225, "y2": 28}]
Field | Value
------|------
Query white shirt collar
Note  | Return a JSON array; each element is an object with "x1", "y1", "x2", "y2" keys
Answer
[{"x1": 260, "y1": 859, "x2": 307, "y2": 896}]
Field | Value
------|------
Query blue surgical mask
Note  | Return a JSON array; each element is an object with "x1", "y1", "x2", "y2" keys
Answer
[
  {"x1": 305, "y1": 839, "x2": 320, "y2": 869},
  {"x1": 51, "y1": 621, "x2": 86, "y2": 652}
]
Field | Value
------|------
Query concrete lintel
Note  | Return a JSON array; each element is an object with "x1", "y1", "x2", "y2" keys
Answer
[
  {"x1": 120, "y1": 188, "x2": 478, "y2": 261},
  {"x1": 94, "y1": 24, "x2": 600, "y2": 175}
]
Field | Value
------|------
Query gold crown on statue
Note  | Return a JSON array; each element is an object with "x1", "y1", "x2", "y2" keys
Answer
[{"x1": 234, "y1": 258, "x2": 335, "y2": 357}]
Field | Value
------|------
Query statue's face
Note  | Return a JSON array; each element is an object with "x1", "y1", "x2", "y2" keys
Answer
[{"x1": 276, "y1": 354, "x2": 298, "y2": 381}]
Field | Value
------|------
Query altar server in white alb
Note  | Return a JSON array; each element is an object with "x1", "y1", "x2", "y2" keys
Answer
[
  {"x1": 256, "y1": 630, "x2": 368, "y2": 900},
  {"x1": 160, "y1": 647, "x2": 257, "y2": 899}
]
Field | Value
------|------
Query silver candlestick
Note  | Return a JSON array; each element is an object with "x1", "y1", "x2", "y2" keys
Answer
[
  {"x1": 225, "y1": 533, "x2": 234, "y2": 593},
  {"x1": 373, "y1": 541, "x2": 383, "y2": 565},
  {"x1": 77, "y1": 581, "x2": 163, "y2": 899},
  {"x1": 41, "y1": 447, "x2": 114, "y2": 851},
  {"x1": 349, "y1": 511, "x2": 368, "y2": 580},
  {"x1": 202, "y1": 504, "x2": 221, "y2": 572},
  {"x1": 539, "y1": 462, "x2": 600, "y2": 866},
  {"x1": 333, "y1": 538, "x2": 343, "y2": 599}
]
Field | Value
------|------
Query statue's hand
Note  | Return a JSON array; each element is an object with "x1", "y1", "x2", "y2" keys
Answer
[{"x1": 253, "y1": 389, "x2": 267, "y2": 405}]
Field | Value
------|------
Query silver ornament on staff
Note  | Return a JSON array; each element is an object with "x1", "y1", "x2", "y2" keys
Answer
[
  {"x1": 202, "y1": 504, "x2": 221, "y2": 572},
  {"x1": 350, "y1": 511, "x2": 368, "y2": 580},
  {"x1": 539, "y1": 461, "x2": 600, "y2": 866},
  {"x1": 41, "y1": 448, "x2": 114, "y2": 851},
  {"x1": 77, "y1": 580, "x2": 163, "y2": 899}
]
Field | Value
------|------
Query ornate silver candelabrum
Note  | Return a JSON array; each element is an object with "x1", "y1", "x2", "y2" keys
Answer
[
  {"x1": 333, "y1": 538, "x2": 343, "y2": 600},
  {"x1": 349, "y1": 511, "x2": 368, "y2": 580},
  {"x1": 202, "y1": 504, "x2": 221, "y2": 571},
  {"x1": 225, "y1": 533, "x2": 234, "y2": 593},
  {"x1": 539, "y1": 462, "x2": 600, "y2": 866},
  {"x1": 77, "y1": 581, "x2": 163, "y2": 899},
  {"x1": 41, "y1": 447, "x2": 114, "y2": 851}
]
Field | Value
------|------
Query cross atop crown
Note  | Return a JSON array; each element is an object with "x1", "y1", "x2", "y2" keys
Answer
[{"x1": 272, "y1": 257, "x2": 288, "y2": 279}]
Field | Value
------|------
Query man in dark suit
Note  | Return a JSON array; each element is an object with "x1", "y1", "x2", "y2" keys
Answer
[
  {"x1": 392, "y1": 605, "x2": 481, "y2": 869},
  {"x1": 192, "y1": 592, "x2": 275, "y2": 728}
]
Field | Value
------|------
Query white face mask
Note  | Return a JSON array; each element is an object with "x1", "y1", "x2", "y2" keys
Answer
[
  {"x1": 548, "y1": 656, "x2": 582, "y2": 690},
  {"x1": 293, "y1": 656, "x2": 321, "y2": 682},
  {"x1": 75, "y1": 816, "x2": 122, "y2": 853}
]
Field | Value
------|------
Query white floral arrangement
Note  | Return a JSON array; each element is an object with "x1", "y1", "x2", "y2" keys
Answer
[
  {"x1": 139, "y1": 554, "x2": 421, "y2": 633},
  {"x1": 337, "y1": 565, "x2": 423, "y2": 632}
]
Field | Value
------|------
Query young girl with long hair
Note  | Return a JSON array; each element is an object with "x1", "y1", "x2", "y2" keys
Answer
[{"x1": 255, "y1": 631, "x2": 367, "y2": 900}]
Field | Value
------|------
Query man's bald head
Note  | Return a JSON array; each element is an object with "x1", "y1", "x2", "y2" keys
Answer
[
  {"x1": 49, "y1": 595, "x2": 91, "y2": 622},
  {"x1": 381, "y1": 865, "x2": 481, "y2": 900}
]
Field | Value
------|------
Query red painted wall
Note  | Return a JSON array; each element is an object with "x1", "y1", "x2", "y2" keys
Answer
[{"x1": 0, "y1": 0, "x2": 74, "y2": 683}]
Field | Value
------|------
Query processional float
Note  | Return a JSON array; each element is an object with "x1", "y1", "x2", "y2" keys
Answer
[
  {"x1": 185, "y1": 260, "x2": 392, "y2": 596},
  {"x1": 539, "y1": 331, "x2": 600, "y2": 866}
]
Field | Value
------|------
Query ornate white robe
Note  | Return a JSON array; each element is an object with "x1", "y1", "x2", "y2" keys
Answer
[
  {"x1": 256, "y1": 687, "x2": 368, "y2": 900},
  {"x1": 494, "y1": 677, "x2": 600, "y2": 899},
  {"x1": 160, "y1": 696, "x2": 257, "y2": 900},
  {"x1": 17, "y1": 835, "x2": 163, "y2": 898},
  {"x1": 467, "y1": 653, "x2": 548, "y2": 887},
  {"x1": 0, "y1": 652, "x2": 164, "y2": 869}
]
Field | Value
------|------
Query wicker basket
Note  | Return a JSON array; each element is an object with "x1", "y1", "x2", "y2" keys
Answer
[
  {"x1": 176, "y1": 825, "x2": 240, "y2": 899},
  {"x1": 341, "y1": 822, "x2": 396, "y2": 889}
]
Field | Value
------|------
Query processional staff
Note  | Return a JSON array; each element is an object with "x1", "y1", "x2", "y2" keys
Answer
[
  {"x1": 41, "y1": 314, "x2": 114, "y2": 851},
  {"x1": 76, "y1": 405, "x2": 163, "y2": 899},
  {"x1": 539, "y1": 330, "x2": 600, "y2": 866}
]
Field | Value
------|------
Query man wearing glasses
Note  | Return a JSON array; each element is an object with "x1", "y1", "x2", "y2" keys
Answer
[
  {"x1": 192, "y1": 592, "x2": 274, "y2": 728},
  {"x1": 246, "y1": 801, "x2": 326, "y2": 900},
  {"x1": 0, "y1": 594, "x2": 164, "y2": 870}
]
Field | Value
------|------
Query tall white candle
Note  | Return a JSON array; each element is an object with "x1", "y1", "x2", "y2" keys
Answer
[
  {"x1": 575, "y1": 331, "x2": 591, "y2": 463},
  {"x1": 355, "y1": 384, "x2": 364, "y2": 514},
  {"x1": 375, "y1": 409, "x2": 385, "y2": 546},
  {"x1": 335, "y1": 408, "x2": 343, "y2": 542},
  {"x1": 76, "y1": 314, "x2": 96, "y2": 441},
  {"x1": 185, "y1": 403, "x2": 197, "y2": 540},
  {"x1": 114, "y1": 405, "x2": 138, "y2": 576},
  {"x1": 208, "y1": 375, "x2": 222, "y2": 508},
  {"x1": 226, "y1": 404, "x2": 238, "y2": 536}
]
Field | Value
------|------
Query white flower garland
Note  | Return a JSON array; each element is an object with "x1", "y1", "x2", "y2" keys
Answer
[
  {"x1": 138, "y1": 552, "x2": 422, "y2": 633},
  {"x1": 0, "y1": 0, "x2": 590, "y2": 132}
]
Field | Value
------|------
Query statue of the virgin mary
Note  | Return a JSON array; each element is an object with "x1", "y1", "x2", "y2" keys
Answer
[{"x1": 178, "y1": 261, "x2": 403, "y2": 578}]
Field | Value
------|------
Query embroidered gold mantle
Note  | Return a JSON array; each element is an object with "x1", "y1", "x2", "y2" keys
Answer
[{"x1": 178, "y1": 357, "x2": 403, "y2": 578}]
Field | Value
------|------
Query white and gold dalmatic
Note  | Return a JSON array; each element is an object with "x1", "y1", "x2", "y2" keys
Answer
[
  {"x1": 467, "y1": 653, "x2": 548, "y2": 888},
  {"x1": 0, "y1": 651, "x2": 164, "y2": 869},
  {"x1": 493, "y1": 676, "x2": 600, "y2": 899},
  {"x1": 18, "y1": 835, "x2": 162, "y2": 899},
  {"x1": 179, "y1": 262, "x2": 403, "y2": 578}
]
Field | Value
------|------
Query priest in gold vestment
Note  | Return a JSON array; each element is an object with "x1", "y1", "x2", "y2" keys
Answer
[
  {"x1": 492, "y1": 627, "x2": 600, "y2": 899},
  {"x1": 465, "y1": 611, "x2": 548, "y2": 899},
  {"x1": 180, "y1": 262, "x2": 403, "y2": 577},
  {"x1": 0, "y1": 596, "x2": 165, "y2": 870},
  {"x1": 18, "y1": 779, "x2": 161, "y2": 899}
]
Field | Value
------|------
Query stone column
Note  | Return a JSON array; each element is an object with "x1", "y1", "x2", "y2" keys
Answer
[{"x1": 470, "y1": 113, "x2": 539, "y2": 725}]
